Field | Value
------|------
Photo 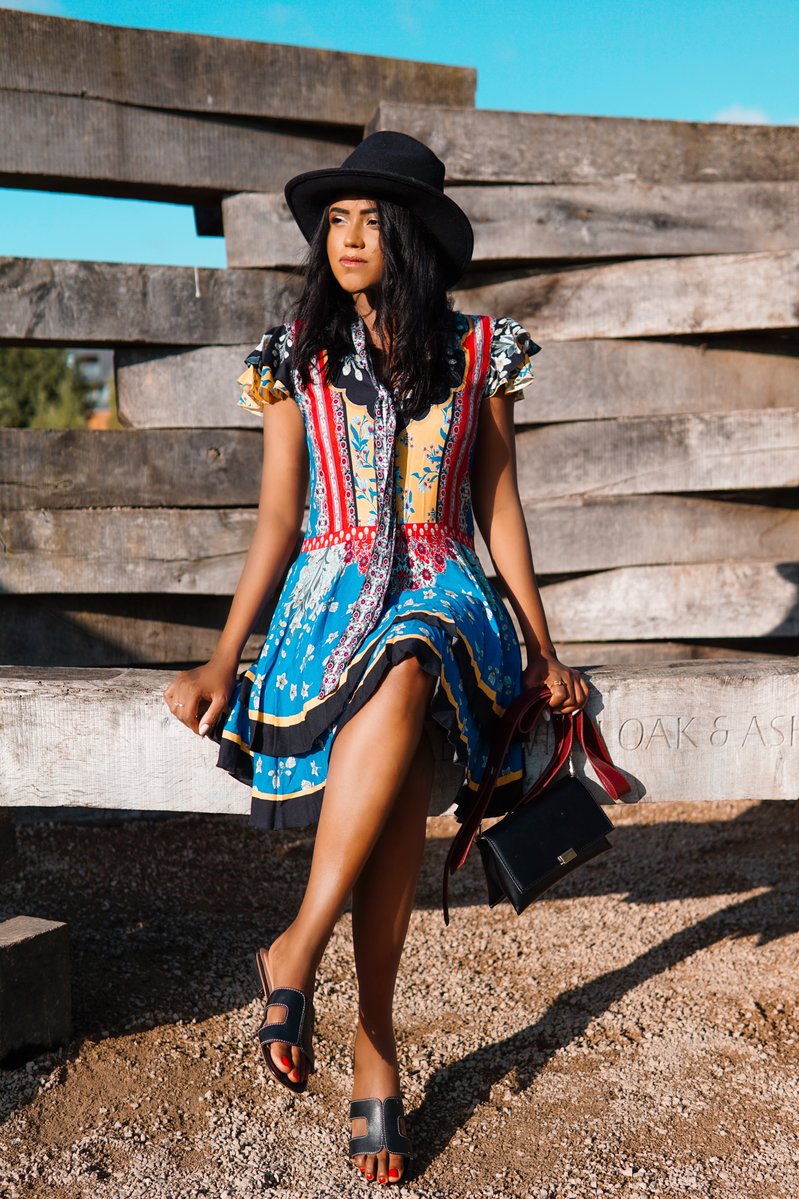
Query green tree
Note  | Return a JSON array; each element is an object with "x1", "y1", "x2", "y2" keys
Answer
[{"x1": 0, "y1": 347, "x2": 92, "y2": 429}]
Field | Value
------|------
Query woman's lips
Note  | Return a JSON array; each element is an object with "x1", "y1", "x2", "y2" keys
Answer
[{"x1": 340, "y1": 257, "x2": 367, "y2": 266}]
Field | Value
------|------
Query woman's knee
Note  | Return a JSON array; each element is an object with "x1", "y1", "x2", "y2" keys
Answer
[{"x1": 388, "y1": 654, "x2": 437, "y2": 700}]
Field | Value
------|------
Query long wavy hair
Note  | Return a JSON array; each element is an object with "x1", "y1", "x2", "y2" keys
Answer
[{"x1": 289, "y1": 198, "x2": 460, "y2": 423}]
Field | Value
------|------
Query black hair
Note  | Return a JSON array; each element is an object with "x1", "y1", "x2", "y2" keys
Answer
[{"x1": 289, "y1": 198, "x2": 460, "y2": 423}]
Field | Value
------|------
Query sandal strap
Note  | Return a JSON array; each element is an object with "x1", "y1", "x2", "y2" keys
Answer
[
  {"x1": 349, "y1": 1096, "x2": 412, "y2": 1159},
  {"x1": 257, "y1": 986, "x2": 315, "y2": 1070}
]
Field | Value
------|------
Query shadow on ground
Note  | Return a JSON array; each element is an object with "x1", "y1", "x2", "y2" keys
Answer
[{"x1": 1, "y1": 799, "x2": 797, "y2": 1139}]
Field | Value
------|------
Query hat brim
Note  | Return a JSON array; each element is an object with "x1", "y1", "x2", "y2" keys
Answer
[{"x1": 284, "y1": 167, "x2": 473, "y2": 286}]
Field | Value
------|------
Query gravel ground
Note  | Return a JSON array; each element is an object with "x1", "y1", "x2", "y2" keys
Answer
[{"x1": 1, "y1": 797, "x2": 798, "y2": 1198}]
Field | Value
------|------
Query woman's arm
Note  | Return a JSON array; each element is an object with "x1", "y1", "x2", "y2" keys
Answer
[
  {"x1": 471, "y1": 385, "x2": 588, "y2": 713},
  {"x1": 163, "y1": 396, "x2": 309, "y2": 735}
]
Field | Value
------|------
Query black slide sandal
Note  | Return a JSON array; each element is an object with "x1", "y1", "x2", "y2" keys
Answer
[
  {"x1": 255, "y1": 946, "x2": 315, "y2": 1095},
  {"x1": 349, "y1": 1095, "x2": 412, "y2": 1178}
]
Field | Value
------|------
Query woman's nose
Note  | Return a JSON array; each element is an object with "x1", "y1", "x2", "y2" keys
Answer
[{"x1": 344, "y1": 224, "x2": 365, "y2": 247}]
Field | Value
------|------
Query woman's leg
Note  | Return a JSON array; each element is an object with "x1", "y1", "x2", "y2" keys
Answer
[
  {"x1": 262, "y1": 655, "x2": 437, "y2": 1085},
  {"x1": 350, "y1": 722, "x2": 435, "y2": 1184}
]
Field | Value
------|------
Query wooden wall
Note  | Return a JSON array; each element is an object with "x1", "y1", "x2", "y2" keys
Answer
[{"x1": 1, "y1": 13, "x2": 797, "y2": 669}]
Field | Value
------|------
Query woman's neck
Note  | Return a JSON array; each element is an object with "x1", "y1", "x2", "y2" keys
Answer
[{"x1": 354, "y1": 291, "x2": 384, "y2": 351}]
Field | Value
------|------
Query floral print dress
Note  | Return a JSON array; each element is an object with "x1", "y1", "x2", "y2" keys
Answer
[{"x1": 209, "y1": 310, "x2": 542, "y2": 829}]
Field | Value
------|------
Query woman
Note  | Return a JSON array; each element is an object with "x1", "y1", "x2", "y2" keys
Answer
[{"x1": 164, "y1": 131, "x2": 588, "y2": 1185}]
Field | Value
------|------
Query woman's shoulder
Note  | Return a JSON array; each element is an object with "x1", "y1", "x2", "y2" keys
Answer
[
  {"x1": 451, "y1": 311, "x2": 542, "y2": 355},
  {"x1": 237, "y1": 321, "x2": 297, "y2": 412}
]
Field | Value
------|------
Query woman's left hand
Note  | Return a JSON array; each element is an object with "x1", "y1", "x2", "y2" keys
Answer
[{"x1": 521, "y1": 651, "x2": 589, "y2": 715}]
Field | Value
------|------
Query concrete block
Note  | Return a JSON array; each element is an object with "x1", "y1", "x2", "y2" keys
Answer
[
  {"x1": 0, "y1": 916, "x2": 71, "y2": 1062},
  {"x1": 0, "y1": 810, "x2": 15, "y2": 880}
]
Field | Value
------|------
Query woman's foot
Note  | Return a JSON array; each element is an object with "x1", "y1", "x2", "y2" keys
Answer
[
  {"x1": 350, "y1": 1020, "x2": 410, "y2": 1184},
  {"x1": 257, "y1": 929, "x2": 317, "y2": 1088}
]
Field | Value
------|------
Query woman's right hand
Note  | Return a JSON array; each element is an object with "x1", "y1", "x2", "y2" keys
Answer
[{"x1": 162, "y1": 657, "x2": 238, "y2": 738}]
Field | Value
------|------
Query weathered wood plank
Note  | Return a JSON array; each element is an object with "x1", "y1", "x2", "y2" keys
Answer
[
  {"x1": 482, "y1": 494, "x2": 799, "y2": 574},
  {"x1": 116, "y1": 345, "x2": 252, "y2": 428},
  {"x1": 0, "y1": 259, "x2": 300, "y2": 347},
  {"x1": 544, "y1": 563, "x2": 799, "y2": 641},
  {"x1": 369, "y1": 101, "x2": 799, "y2": 184},
  {"x1": 117, "y1": 338, "x2": 799, "y2": 428},
  {"x1": 0, "y1": 89, "x2": 357, "y2": 201},
  {"x1": 548, "y1": 642, "x2": 792, "y2": 665},
  {"x1": 457, "y1": 250, "x2": 799, "y2": 341},
  {"x1": 516, "y1": 337, "x2": 799, "y2": 423},
  {"x1": 515, "y1": 410, "x2": 799, "y2": 499},
  {"x1": 3, "y1": 412, "x2": 796, "y2": 511},
  {"x1": 5, "y1": 496, "x2": 798, "y2": 592},
  {"x1": 0, "y1": 667, "x2": 462, "y2": 814},
  {"x1": 0, "y1": 429, "x2": 263, "y2": 510},
  {"x1": 0, "y1": 596, "x2": 272, "y2": 668},
  {"x1": 224, "y1": 181, "x2": 799, "y2": 267},
  {"x1": 0, "y1": 10, "x2": 474, "y2": 125},
  {"x1": 1, "y1": 660, "x2": 796, "y2": 811},
  {"x1": 0, "y1": 593, "x2": 787, "y2": 670},
  {"x1": 5, "y1": 250, "x2": 797, "y2": 346}
]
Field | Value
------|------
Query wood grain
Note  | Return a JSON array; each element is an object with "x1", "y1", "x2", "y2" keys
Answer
[
  {"x1": 5, "y1": 496, "x2": 798, "y2": 592},
  {"x1": 224, "y1": 182, "x2": 799, "y2": 267},
  {"x1": 0, "y1": 258, "x2": 300, "y2": 346},
  {"x1": 0, "y1": 10, "x2": 474, "y2": 125},
  {"x1": 117, "y1": 338, "x2": 799, "y2": 428},
  {"x1": 368, "y1": 101, "x2": 799, "y2": 185},
  {"x1": 456, "y1": 250, "x2": 799, "y2": 341},
  {"x1": 543, "y1": 563, "x2": 799, "y2": 641},
  {"x1": 1, "y1": 659, "x2": 796, "y2": 810}
]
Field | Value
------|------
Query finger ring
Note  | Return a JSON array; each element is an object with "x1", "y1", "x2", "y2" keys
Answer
[
  {"x1": 174, "y1": 702, "x2": 184, "y2": 709},
  {"x1": 553, "y1": 680, "x2": 567, "y2": 687}
]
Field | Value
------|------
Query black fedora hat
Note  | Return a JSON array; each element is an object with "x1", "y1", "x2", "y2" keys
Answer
[{"x1": 284, "y1": 130, "x2": 473, "y2": 286}]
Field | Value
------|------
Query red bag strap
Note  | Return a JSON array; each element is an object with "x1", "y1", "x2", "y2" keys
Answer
[{"x1": 441, "y1": 686, "x2": 631, "y2": 924}]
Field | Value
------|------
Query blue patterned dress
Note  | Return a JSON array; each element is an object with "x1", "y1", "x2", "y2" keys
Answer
[{"x1": 209, "y1": 310, "x2": 542, "y2": 829}]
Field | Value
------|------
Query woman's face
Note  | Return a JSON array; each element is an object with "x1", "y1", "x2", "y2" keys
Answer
[{"x1": 326, "y1": 197, "x2": 384, "y2": 295}]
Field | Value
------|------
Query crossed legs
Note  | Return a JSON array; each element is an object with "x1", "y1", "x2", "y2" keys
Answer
[{"x1": 261, "y1": 655, "x2": 437, "y2": 1181}]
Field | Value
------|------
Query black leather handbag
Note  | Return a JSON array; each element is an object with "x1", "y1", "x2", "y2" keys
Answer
[{"x1": 442, "y1": 684, "x2": 632, "y2": 923}]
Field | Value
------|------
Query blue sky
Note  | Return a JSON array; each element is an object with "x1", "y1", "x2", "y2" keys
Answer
[{"x1": 3, "y1": 0, "x2": 798, "y2": 267}]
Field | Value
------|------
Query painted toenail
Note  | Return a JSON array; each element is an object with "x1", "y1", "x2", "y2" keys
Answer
[
  {"x1": 366, "y1": 1174, "x2": 373, "y2": 1180},
  {"x1": 389, "y1": 1169, "x2": 399, "y2": 1178},
  {"x1": 281, "y1": 1056, "x2": 290, "y2": 1067}
]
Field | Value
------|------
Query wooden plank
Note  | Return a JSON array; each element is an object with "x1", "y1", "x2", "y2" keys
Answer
[
  {"x1": 516, "y1": 337, "x2": 799, "y2": 423},
  {"x1": 3, "y1": 412, "x2": 796, "y2": 512},
  {"x1": 0, "y1": 89, "x2": 357, "y2": 201},
  {"x1": 116, "y1": 346, "x2": 252, "y2": 428},
  {"x1": 0, "y1": 10, "x2": 474, "y2": 125},
  {"x1": 0, "y1": 596, "x2": 272, "y2": 668},
  {"x1": 368, "y1": 101, "x2": 799, "y2": 185},
  {"x1": 117, "y1": 338, "x2": 799, "y2": 428},
  {"x1": 480, "y1": 494, "x2": 799, "y2": 574},
  {"x1": 6, "y1": 495, "x2": 799, "y2": 592},
  {"x1": 546, "y1": 642, "x2": 792, "y2": 666},
  {"x1": 224, "y1": 181, "x2": 799, "y2": 267},
  {"x1": 1, "y1": 659, "x2": 796, "y2": 811},
  {"x1": 456, "y1": 250, "x2": 799, "y2": 341},
  {"x1": 543, "y1": 563, "x2": 799, "y2": 641},
  {"x1": 514, "y1": 410, "x2": 799, "y2": 500},
  {"x1": 6, "y1": 250, "x2": 797, "y2": 347},
  {"x1": 0, "y1": 259, "x2": 300, "y2": 346},
  {"x1": 0, "y1": 429, "x2": 263, "y2": 510}
]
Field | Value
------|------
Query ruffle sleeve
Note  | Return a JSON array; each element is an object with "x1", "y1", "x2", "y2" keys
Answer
[
  {"x1": 236, "y1": 322, "x2": 295, "y2": 413},
  {"x1": 482, "y1": 316, "x2": 542, "y2": 401}
]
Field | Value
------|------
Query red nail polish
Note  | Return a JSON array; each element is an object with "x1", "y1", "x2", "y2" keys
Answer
[
  {"x1": 379, "y1": 1178, "x2": 387, "y2": 1184},
  {"x1": 281, "y1": 1056, "x2": 291, "y2": 1067},
  {"x1": 389, "y1": 1168, "x2": 399, "y2": 1178},
  {"x1": 366, "y1": 1174, "x2": 373, "y2": 1180}
]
